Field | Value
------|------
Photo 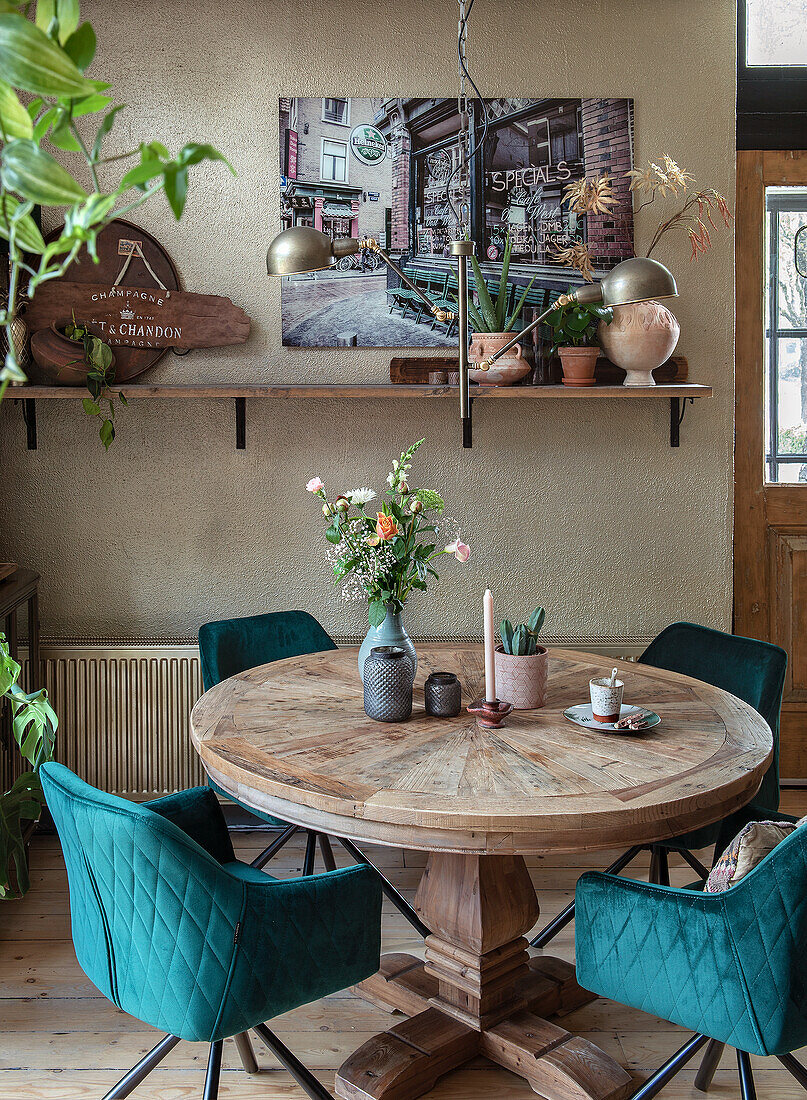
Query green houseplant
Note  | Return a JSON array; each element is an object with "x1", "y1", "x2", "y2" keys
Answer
[
  {"x1": 462, "y1": 236, "x2": 537, "y2": 386},
  {"x1": 496, "y1": 607, "x2": 548, "y2": 710},
  {"x1": 544, "y1": 296, "x2": 612, "y2": 387},
  {"x1": 0, "y1": 0, "x2": 232, "y2": 404},
  {"x1": 0, "y1": 632, "x2": 58, "y2": 899}
]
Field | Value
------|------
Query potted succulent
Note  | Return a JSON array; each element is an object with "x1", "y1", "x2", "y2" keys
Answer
[
  {"x1": 496, "y1": 607, "x2": 548, "y2": 710},
  {"x1": 0, "y1": 633, "x2": 58, "y2": 900},
  {"x1": 462, "y1": 237, "x2": 536, "y2": 386},
  {"x1": 544, "y1": 297, "x2": 612, "y2": 387}
]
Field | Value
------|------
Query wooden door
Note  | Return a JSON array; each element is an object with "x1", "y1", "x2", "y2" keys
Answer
[{"x1": 735, "y1": 151, "x2": 807, "y2": 780}]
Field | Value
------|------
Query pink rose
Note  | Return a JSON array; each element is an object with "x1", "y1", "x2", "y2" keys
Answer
[
  {"x1": 445, "y1": 539, "x2": 470, "y2": 562},
  {"x1": 306, "y1": 477, "x2": 324, "y2": 493}
]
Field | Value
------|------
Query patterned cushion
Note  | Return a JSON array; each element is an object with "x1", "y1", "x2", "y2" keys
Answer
[
  {"x1": 705, "y1": 819, "x2": 801, "y2": 893},
  {"x1": 41, "y1": 763, "x2": 382, "y2": 1043}
]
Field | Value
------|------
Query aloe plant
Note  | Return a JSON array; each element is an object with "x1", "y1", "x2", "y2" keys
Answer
[
  {"x1": 455, "y1": 235, "x2": 536, "y2": 333},
  {"x1": 0, "y1": 0, "x2": 234, "y2": 401},
  {"x1": 500, "y1": 607, "x2": 546, "y2": 656},
  {"x1": 0, "y1": 632, "x2": 58, "y2": 899}
]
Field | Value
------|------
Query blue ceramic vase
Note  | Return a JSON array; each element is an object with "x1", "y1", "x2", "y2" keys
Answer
[{"x1": 358, "y1": 604, "x2": 417, "y2": 682}]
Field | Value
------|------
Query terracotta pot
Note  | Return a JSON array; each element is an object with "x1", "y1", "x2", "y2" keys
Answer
[
  {"x1": 597, "y1": 300, "x2": 680, "y2": 386},
  {"x1": 468, "y1": 331, "x2": 531, "y2": 386},
  {"x1": 495, "y1": 644, "x2": 548, "y2": 710},
  {"x1": 558, "y1": 345, "x2": 599, "y2": 387},
  {"x1": 30, "y1": 322, "x2": 114, "y2": 386}
]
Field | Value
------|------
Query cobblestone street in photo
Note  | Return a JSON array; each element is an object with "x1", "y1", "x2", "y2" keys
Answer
[{"x1": 281, "y1": 271, "x2": 455, "y2": 347}]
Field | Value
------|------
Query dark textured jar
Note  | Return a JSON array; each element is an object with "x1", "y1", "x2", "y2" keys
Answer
[
  {"x1": 363, "y1": 646, "x2": 413, "y2": 723},
  {"x1": 424, "y1": 671, "x2": 462, "y2": 717}
]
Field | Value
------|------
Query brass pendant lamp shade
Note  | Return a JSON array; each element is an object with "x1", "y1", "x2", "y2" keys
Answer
[
  {"x1": 266, "y1": 226, "x2": 358, "y2": 276},
  {"x1": 575, "y1": 256, "x2": 679, "y2": 309}
]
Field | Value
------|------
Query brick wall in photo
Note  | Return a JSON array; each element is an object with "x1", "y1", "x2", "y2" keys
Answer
[{"x1": 581, "y1": 98, "x2": 634, "y2": 268}]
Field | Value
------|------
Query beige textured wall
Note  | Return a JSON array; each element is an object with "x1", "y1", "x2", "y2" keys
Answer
[{"x1": 0, "y1": 0, "x2": 736, "y2": 644}]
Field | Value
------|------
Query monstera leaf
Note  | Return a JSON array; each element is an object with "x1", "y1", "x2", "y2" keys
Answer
[{"x1": 0, "y1": 772, "x2": 44, "y2": 899}]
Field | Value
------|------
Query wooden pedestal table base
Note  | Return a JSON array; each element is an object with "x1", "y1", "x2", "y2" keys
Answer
[{"x1": 336, "y1": 853, "x2": 632, "y2": 1100}]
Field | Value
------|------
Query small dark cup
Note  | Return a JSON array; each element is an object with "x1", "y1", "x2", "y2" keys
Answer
[
  {"x1": 424, "y1": 671, "x2": 462, "y2": 717},
  {"x1": 364, "y1": 646, "x2": 414, "y2": 723}
]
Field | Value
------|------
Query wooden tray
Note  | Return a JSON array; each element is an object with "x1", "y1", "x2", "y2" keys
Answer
[{"x1": 390, "y1": 355, "x2": 688, "y2": 385}]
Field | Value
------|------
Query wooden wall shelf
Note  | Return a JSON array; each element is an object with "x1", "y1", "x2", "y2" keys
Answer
[{"x1": 10, "y1": 382, "x2": 712, "y2": 450}]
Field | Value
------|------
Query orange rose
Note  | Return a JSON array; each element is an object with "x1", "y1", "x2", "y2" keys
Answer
[{"x1": 375, "y1": 513, "x2": 399, "y2": 540}]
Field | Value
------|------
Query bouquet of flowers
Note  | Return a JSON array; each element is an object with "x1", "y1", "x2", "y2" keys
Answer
[{"x1": 306, "y1": 440, "x2": 470, "y2": 628}]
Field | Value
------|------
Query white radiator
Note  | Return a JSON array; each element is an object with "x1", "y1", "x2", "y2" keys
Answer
[{"x1": 8, "y1": 637, "x2": 647, "y2": 798}]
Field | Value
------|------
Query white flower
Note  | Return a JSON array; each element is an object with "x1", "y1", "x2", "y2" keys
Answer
[
  {"x1": 387, "y1": 471, "x2": 396, "y2": 488},
  {"x1": 348, "y1": 487, "x2": 377, "y2": 506}
]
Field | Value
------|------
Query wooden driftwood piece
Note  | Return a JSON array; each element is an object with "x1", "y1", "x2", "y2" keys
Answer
[{"x1": 23, "y1": 281, "x2": 251, "y2": 350}]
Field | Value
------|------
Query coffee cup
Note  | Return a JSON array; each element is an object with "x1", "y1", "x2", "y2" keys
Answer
[{"x1": 589, "y1": 676, "x2": 624, "y2": 723}]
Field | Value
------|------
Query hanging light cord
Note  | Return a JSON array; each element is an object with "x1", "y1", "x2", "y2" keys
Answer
[{"x1": 446, "y1": 0, "x2": 489, "y2": 235}]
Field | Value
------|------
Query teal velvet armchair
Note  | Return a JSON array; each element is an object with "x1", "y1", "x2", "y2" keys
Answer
[
  {"x1": 41, "y1": 762, "x2": 382, "y2": 1100},
  {"x1": 576, "y1": 823, "x2": 807, "y2": 1098},
  {"x1": 198, "y1": 608, "x2": 338, "y2": 842},
  {"x1": 198, "y1": 610, "x2": 429, "y2": 937},
  {"x1": 531, "y1": 621, "x2": 788, "y2": 949}
]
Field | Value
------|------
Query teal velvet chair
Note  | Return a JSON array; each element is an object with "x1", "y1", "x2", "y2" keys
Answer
[
  {"x1": 531, "y1": 622, "x2": 788, "y2": 949},
  {"x1": 575, "y1": 822, "x2": 807, "y2": 1098},
  {"x1": 198, "y1": 610, "x2": 429, "y2": 937},
  {"x1": 41, "y1": 762, "x2": 381, "y2": 1100},
  {"x1": 198, "y1": 610, "x2": 338, "y2": 872}
]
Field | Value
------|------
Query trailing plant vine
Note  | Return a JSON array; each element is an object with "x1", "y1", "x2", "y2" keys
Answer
[{"x1": 0, "y1": 0, "x2": 233, "y2": 403}]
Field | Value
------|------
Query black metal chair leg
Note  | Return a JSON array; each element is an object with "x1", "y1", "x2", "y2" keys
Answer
[
  {"x1": 778, "y1": 1052, "x2": 807, "y2": 1091},
  {"x1": 530, "y1": 900, "x2": 576, "y2": 949},
  {"x1": 101, "y1": 1033, "x2": 181, "y2": 1099},
  {"x1": 254, "y1": 1023, "x2": 332, "y2": 1100},
  {"x1": 251, "y1": 824, "x2": 298, "y2": 869},
  {"x1": 337, "y1": 835, "x2": 431, "y2": 938},
  {"x1": 202, "y1": 1040, "x2": 223, "y2": 1100},
  {"x1": 679, "y1": 849, "x2": 711, "y2": 882},
  {"x1": 529, "y1": 844, "x2": 645, "y2": 949},
  {"x1": 303, "y1": 830, "x2": 318, "y2": 876},
  {"x1": 649, "y1": 845, "x2": 671, "y2": 885},
  {"x1": 318, "y1": 833, "x2": 336, "y2": 871},
  {"x1": 233, "y1": 1031, "x2": 259, "y2": 1074},
  {"x1": 737, "y1": 1050, "x2": 757, "y2": 1100},
  {"x1": 630, "y1": 1034, "x2": 709, "y2": 1100},
  {"x1": 694, "y1": 1038, "x2": 724, "y2": 1092}
]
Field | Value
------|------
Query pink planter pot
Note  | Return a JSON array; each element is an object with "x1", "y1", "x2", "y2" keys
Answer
[{"x1": 494, "y1": 645, "x2": 548, "y2": 710}]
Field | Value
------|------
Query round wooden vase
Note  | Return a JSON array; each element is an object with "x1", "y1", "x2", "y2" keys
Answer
[
  {"x1": 468, "y1": 332, "x2": 531, "y2": 386},
  {"x1": 30, "y1": 322, "x2": 115, "y2": 386},
  {"x1": 597, "y1": 300, "x2": 680, "y2": 386},
  {"x1": 494, "y1": 645, "x2": 548, "y2": 710},
  {"x1": 558, "y1": 345, "x2": 599, "y2": 387}
]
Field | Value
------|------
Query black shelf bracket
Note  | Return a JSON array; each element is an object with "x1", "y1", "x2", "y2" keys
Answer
[
  {"x1": 234, "y1": 397, "x2": 246, "y2": 450},
  {"x1": 670, "y1": 396, "x2": 694, "y2": 447},
  {"x1": 21, "y1": 398, "x2": 37, "y2": 450}
]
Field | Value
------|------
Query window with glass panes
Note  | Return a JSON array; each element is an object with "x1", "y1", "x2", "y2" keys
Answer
[
  {"x1": 765, "y1": 188, "x2": 807, "y2": 482},
  {"x1": 321, "y1": 139, "x2": 347, "y2": 182},
  {"x1": 323, "y1": 98, "x2": 349, "y2": 125}
]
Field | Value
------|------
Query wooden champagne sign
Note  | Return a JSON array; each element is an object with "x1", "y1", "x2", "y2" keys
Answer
[
  {"x1": 25, "y1": 218, "x2": 252, "y2": 382},
  {"x1": 24, "y1": 281, "x2": 251, "y2": 349}
]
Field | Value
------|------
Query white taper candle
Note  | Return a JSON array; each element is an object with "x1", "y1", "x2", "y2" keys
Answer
[{"x1": 484, "y1": 588, "x2": 496, "y2": 702}]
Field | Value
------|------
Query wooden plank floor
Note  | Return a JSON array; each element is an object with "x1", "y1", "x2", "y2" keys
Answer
[{"x1": 3, "y1": 791, "x2": 806, "y2": 1099}]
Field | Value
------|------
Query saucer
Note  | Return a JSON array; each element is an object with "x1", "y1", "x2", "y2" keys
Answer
[{"x1": 563, "y1": 703, "x2": 661, "y2": 733}]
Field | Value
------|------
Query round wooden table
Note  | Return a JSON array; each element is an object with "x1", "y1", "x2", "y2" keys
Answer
[{"x1": 190, "y1": 644, "x2": 772, "y2": 1100}]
